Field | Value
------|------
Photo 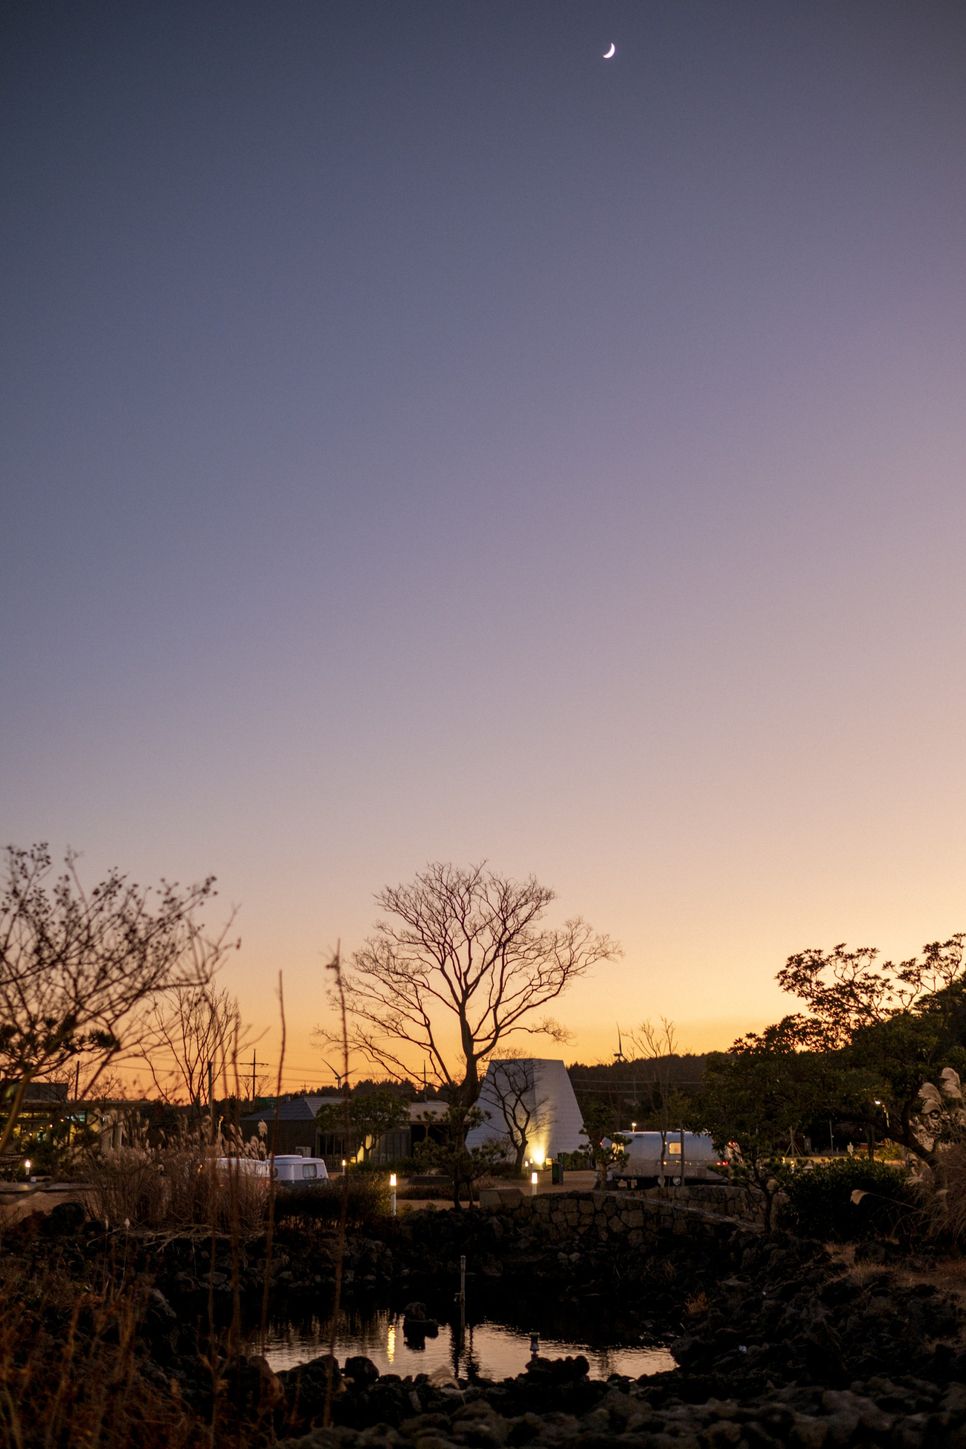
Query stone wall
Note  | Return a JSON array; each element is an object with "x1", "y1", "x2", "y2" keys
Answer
[
  {"x1": 0, "y1": 1182, "x2": 89, "y2": 1225},
  {"x1": 476, "y1": 1186, "x2": 765, "y2": 1243},
  {"x1": 637, "y1": 1181, "x2": 769, "y2": 1226}
]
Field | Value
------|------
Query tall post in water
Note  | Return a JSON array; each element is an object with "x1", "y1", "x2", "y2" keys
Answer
[{"x1": 452, "y1": 1252, "x2": 467, "y2": 1378}]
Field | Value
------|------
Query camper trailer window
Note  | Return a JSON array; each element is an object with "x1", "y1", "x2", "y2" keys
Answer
[
  {"x1": 668, "y1": 1142, "x2": 681, "y2": 1154},
  {"x1": 302, "y1": 1164, "x2": 318, "y2": 1179}
]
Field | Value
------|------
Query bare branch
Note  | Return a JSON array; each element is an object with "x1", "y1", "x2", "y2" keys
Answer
[
  {"x1": 0, "y1": 844, "x2": 233, "y2": 1151},
  {"x1": 321, "y1": 862, "x2": 620, "y2": 1113}
]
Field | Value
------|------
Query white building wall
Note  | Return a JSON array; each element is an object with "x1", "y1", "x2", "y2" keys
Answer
[{"x1": 465, "y1": 1058, "x2": 585, "y2": 1162}]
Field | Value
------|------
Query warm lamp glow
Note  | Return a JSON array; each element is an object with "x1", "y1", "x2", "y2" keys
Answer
[
  {"x1": 531, "y1": 1171, "x2": 538, "y2": 1184},
  {"x1": 531, "y1": 1148, "x2": 545, "y2": 1166},
  {"x1": 389, "y1": 1173, "x2": 397, "y2": 1187}
]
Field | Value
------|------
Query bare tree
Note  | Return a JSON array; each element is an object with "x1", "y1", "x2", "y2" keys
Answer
[
  {"x1": 631, "y1": 1017, "x2": 679, "y2": 1186},
  {"x1": 479, "y1": 1058, "x2": 550, "y2": 1174},
  {"x1": 332, "y1": 863, "x2": 619, "y2": 1113},
  {"x1": 0, "y1": 844, "x2": 233, "y2": 1153},
  {"x1": 137, "y1": 984, "x2": 244, "y2": 1109}
]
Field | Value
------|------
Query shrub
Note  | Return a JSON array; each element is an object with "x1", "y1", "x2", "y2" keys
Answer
[
  {"x1": 351, "y1": 1156, "x2": 421, "y2": 1175},
  {"x1": 273, "y1": 1173, "x2": 390, "y2": 1229},
  {"x1": 780, "y1": 1157, "x2": 913, "y2": 1240}
]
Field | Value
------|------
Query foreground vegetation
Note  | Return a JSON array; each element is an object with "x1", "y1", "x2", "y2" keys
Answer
[{"x1": 5, "y1": 1177, "x2": 966, "y2": 1449}]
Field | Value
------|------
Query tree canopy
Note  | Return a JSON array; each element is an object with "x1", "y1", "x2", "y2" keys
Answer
[{"x1": 687, "y1": 935, "x2": 966, "y2": 1176}]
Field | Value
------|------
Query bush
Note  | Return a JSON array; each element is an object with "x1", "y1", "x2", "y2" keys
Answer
[
  {"x1": 351, "y1": 1156, "x2": 421, "y2": 1175},
  {"x1": 780, "y1": 1157, "x2": 913, "y2": 1240},
  {"x1": 273, "y1": 1174, "x2": 390, "y2": 1228}
]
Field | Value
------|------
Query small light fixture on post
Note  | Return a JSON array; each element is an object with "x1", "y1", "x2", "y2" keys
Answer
[
  {"x1": 530, "y1": 1170, "x2": 538, "y2": 1197},
  {"x1": 631, "y1": 1122, "x2": 637, "y2": 1132},
  {"x1": 389, "y1": 1172, "x2": 397, "y2": 1216}
]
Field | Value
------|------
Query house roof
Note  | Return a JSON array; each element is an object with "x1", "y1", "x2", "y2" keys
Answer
[
  {"x1": 10, "y1": 1082, "x2": 70, "y2": 1104},
  {"x1": 241, "y1": 1095, "x2": 341, "y2": 1124},
  {"x1": 241, "y1": 1096, "x2": 446, "y2": 1126}
]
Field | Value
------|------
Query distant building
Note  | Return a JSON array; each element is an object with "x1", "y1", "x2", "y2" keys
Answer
[
  {"x1": 239, "y1": 1096, "x2": 448, "y2": 1166},
  {"x1": 239, "y1": 1095, "x2": 339, "y2": 1158},
  {"x1": 464, "y1": 1059, "x2": 585, "y2": 1164}
]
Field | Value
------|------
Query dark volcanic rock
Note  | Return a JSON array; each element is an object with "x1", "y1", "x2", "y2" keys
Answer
[{"x1": 271, "y1": 1350, "x2": 966, "y2": 1449}]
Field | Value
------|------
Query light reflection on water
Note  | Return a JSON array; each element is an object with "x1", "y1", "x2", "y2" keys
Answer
[{"x1": 262, "y1": 1310, "x2": 675, "y2": 1382}]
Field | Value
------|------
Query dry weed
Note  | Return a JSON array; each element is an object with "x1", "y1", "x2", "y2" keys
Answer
[
  {"x1": 0, "y1": 1255, "x2": 200, "y2": 1449},
  {"x1": 82, "y1": 1123, "x2": 271, "y2": 1234},
  {"x1": 684, "y1": 1291, "x2": 710, "y2": 1317}
]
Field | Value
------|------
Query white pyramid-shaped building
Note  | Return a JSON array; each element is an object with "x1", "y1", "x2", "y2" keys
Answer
[{"x1": 464, "y1": 1058, "x2": 585, "y2": 1164}]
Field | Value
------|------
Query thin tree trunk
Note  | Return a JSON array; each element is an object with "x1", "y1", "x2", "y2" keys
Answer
[
  {"x1": 324, "y1": 950, "x2": 350, "y2": 1429},
  {"x1": 0, "y1": 1074, "x2": 34, "y2": 1158}
]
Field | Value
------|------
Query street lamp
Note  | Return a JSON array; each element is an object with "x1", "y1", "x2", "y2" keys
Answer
[
  {"x1": 389, "y1": 1173, "x2": 397, "y2": 1216},
  {"x1": 530, "y1": 1171, "x2": 538, "y2": 1197}
]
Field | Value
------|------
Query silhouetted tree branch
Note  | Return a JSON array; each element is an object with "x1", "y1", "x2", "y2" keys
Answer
[
  {"x1": 321, "y1": 862, "x2": 619, "y2": 1203},
  {"x1": 0, "y1": 844, "x2": 230, "y2": 1153}
]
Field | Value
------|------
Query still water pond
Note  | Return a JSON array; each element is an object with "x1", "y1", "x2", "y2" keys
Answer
[{"x1": 262, "y1": 1309, "x2": 675, "y2": 1382}]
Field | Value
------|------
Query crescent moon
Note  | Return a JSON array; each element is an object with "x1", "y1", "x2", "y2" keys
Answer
[{"x1": 603, "y1": 43, "x2": 615, "y2": 58}]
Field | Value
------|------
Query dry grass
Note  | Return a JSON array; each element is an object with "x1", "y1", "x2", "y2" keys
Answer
[
  {"x1": 826, "y1": 1240, "x2": 966, "y2": 1319},
  {"x1": 684, "y1": 1290, "x2": 710, "y2": 1318},
  {"x1": 0, "y1": 1254, "x2": 202, "y2": 1449},
  {"x1": 82, "y1": 1126, "x2": 271, "y2": 1234},
  {"x1": 910, "y1": 1144, "x2": 966, "y2": 1248}
]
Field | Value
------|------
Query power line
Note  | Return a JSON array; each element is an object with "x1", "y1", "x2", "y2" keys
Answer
[{"x1": 568, "y1": 1079, "x2": 705, "y2": 1088}]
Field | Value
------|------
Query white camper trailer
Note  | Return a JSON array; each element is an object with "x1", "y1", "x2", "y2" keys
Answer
[
  {"x1": 273, "y1": 1154, "x2": 329, "y2": 1182},
  {"x1": 214, "y1": 1155, "x2": 329, "y2": 1183},
  {"x1": 607, "y1": 1130, "x2": 729, "y2": 1187}
]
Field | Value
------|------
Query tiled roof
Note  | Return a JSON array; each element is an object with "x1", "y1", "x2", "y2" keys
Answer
[{"x1": 241, "y1": 1095, "x2": 341, "y2": 1124}]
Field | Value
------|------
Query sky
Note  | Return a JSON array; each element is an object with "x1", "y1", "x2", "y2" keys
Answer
[{"x1": 3, "y1": 1, "x2": 966, "y2": 1094}]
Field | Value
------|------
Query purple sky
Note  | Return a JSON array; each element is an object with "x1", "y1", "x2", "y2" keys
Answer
[{"x1": 3, "y1": 2, "x2": 966, "y2": 1089}]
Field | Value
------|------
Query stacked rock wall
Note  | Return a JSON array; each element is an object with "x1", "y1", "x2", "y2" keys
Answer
[
  {"x1": 639, "y1": 1181, "x2": 769, "y2": 1225},
  {"x1": 477, "y1": 1187, "x2": 765, "y2": 1242}
]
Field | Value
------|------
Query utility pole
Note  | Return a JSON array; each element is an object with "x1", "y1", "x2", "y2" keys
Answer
[{"x1": 251, "y1": 1052, "x2": 257, "y2": 1103}]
